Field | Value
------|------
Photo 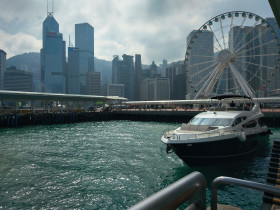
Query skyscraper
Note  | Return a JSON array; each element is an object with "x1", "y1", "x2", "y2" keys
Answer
[
  {"x1": 161, "y1": 59, "x2": 168, "y2": 77},
  {"x1": 166, "y1": 62, "x2": 185, "y2": 99},
  {"x1": 107, "y1": 84, "x2": 124, "y2": 97},
  {"x1": 4, "y1": 67, "x2": 33, "y2": 92},
  {"x1": 86, "y1": 72, "x2": 100, "y2": 95},
  {"x1": 229, "y1": 26, "x2": 252, "y2": 91},
  {"x1": 112, "y1": 54, "x2": 135, "y2": 100},
  {"x1": 0, "y1": 49, "x2": 6, "y2": 90},
  {"x1": 134, "y1": 54, "x2": 142, "y2": 100},
  {"x1": 186, "y1": 30, "x2": 214, "y2": 99},
  {"x1": 75, "y1": 23, "x2": 94, "y2": 94},
  {"x1": 67, "y1": 47, "x2": 80, "y2": 94},
  {"x1": 40, "y1": 12, "x2": 66, "y2": 93},
  {"x1": 264, "y1": 18, "x2": 280, "y2": 93},
  {"x1": 229, "y1": 19, "x2": 280, "y2": 97},
  {"x1": 141, "y1": 78, "x2": 170, "y2": 100}
]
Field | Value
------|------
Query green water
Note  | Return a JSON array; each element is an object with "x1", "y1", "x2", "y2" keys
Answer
[{"x1": 0, "y1": 121, "x2": 278, "y2": 209}]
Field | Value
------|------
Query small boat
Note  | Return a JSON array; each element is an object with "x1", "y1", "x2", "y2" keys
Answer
[{"x1": 161, "y1": 95, "x2": 272, "y2": 166}]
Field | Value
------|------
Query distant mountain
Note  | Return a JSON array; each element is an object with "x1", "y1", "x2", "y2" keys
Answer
[
  {"x1": 94, "y1": 57, "x2": 112, "y2": 85},
  {"x1": 7, "y1": 52, "x2": 41, "y2": 91},
  {"x1": 6, "y1": 52, "x2": 156, "y2": 89},
  {"x1": 6, "y1": 52, "x2": 40, "y2": 75},
  {"x1": 6, "y1": 52, "x2": 113, "y2": 90}
]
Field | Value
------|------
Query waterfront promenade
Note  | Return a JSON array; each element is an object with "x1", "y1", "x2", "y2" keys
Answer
[
  {"x1": 1, "y1": 107, "x2": 280, "y2": 128},
  {"x1": 1, "y1": 90, "x2": 280, "y2": 127}
]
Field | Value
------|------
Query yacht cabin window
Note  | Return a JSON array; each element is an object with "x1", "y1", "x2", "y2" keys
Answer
[
  {"x1": 242, "y1": 120, "x2": 258, "y2": 128},
  {"x1": 190, "y1": 117, "x2": 232, "y2": 126},
  {"x1": 232, "y1": 117, "x2": 243, "y2": 126}
]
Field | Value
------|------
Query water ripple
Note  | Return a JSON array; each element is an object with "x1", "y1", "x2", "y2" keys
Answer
[{"x1": 0, "y1": 121, "x2": 277, "y2": 209}]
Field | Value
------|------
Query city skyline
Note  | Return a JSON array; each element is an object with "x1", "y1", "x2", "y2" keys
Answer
[{"x1": 0, "y1": 0, "x2": 275, "y2": 64}]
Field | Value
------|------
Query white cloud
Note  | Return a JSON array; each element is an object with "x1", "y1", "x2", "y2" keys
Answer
[
  {"x1": 0, "y1": 29, "x2": 41, "y2": 58},
  {"x1": 0, "y1": 0, "x2": 275, "y2": 64}
]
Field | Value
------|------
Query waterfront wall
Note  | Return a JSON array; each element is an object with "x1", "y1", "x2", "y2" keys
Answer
[
  {"x1": 113, "y1": 110, "x2": 199, "y2": 123},
  {"x1": 0, "y1": 112, "x2": 114, "y2": 128},
  {"x1": 113, "y1": 110, "x2": 280, "y2": 127},
  {"x1": 1, "y1": 109, "x2": 280, "y2": 128}
]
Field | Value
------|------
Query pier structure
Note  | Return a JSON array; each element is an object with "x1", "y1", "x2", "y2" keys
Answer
[
  {"x1": 1, "y1": 90, "x2": 280, "y2": 127},
  {"x1": 0, "y1": 90, "x2": 126, "y2": 114},
  {"x1": 116, "y1": 97, "x2": 280, "y2": 126},
  {"x1": 123, "y1": 97, "x2": 280, "y2": 108},
  {"x1": 0, "y1": 90, "x2": 126, "y2": 127}
]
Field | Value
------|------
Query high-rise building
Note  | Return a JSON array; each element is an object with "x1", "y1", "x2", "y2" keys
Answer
[
  {"x1": 112, "y1": 54, "x2": 135, "y2": 100},
  {"x1": 173, "y1": 73, "x2": 186, "y2": 99},
  {"x1": 86, "y1": 72, "x2": 100, "y2": 95},
  {"x1": 186, "y1": 30, "x2": 214, "y2": 99},
  {"x1": 229, "y1": 19, "x2": 280, "y2": 97},
  {"x1": 149, "y1": 61, "x2": 159, "y2": 78},
  {"x1": 134, "y1": 54, "x2": 142, "y2": 100},
  {"x1": 229, "y1": 26, "x2": 253, "y2": 93},
  {"x1": 161, "y1": 59, "x2": 168, "y2": 77},
  {"x1": 166, "y1": 66, "x2": 176, "y2": 98},
  {"x1": 141, "y1": 78, "x2": 170, "y2": 100},
  {"x1": 75, "y1": 23, "x2": 94, "y2": 94},
  {"x1": 264, "y1": 18, "x2": 280, "y2": 93},
  {"x1": 112, "y1": 56, "x2": 119, "y2": 84},
  {"x1": 4, "y1": 67, "x2": 33, "y2": 92},
  {"x1": 166, "y1": 61, "x2": 185, "y2": 99},
  {"x1": 0, "y1": 49, "x2": 6, "y2": 90},
  {"x1": 94, "y1": 58, "x2": 112, "y2": 86},
  {"x1": 123, "y1": 54, "x2": 135, "y2": 99},
  {"x1": 67, "y1": 47, "x2": 80, "y2": 94},
  {"x1": 40, "y1": 12, "x2": 66, "y2": 93},
  {"x1": 40, "y1": 13, "x2": 66, "y2": 93},
  {"x1": 107, "y1": 84, "x2": 124, "y2": 97}
]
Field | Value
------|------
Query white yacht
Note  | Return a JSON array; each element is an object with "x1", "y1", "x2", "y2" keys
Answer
[{"x1": 161, "y1": 95, "x2": 271, "y2": 166}]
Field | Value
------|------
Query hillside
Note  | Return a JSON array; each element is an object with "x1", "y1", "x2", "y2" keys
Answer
[{"x1": 6, "y1": 52, "x2": 40, "y2": 74}]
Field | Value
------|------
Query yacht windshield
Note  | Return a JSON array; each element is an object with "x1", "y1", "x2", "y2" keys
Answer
[{"x1": 190, "y1": 117, "x2": 232, "y2": 126}]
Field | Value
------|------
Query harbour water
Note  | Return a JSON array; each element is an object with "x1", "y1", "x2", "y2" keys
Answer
[{"x1": 0, "y1": 121, "x2": 279, "y2": 209}]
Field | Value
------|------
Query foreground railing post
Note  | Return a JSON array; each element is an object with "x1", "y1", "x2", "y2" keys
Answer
[
  {"x1": 129, "y1": 171, "x2": 206, "y2": 210},
  {"x1": 211, "y1": 176, "x2": 280, "y2": 210}
]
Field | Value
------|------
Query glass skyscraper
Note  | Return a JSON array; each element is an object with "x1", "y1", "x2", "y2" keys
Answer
[
  {"x1": 112, "y1": 54, "x2": 135, "y2": 100},
  {"x1": 75, "y1": 23, "x2": 94, "y2": 94},
  {"x1": 0, "y1": 49, "x2": 6, "y2": 90},
  {"x1": 67, "y1": 47, "x2": 80, "y2": 94},
  {"x1": 134, "y1": 54, "x2": 142, "y2": 100},
  {"x1": 40, "y1": 13, "x2": 66, "y2": 93},
  {"x1": 186, "y1": 30, "x2": 214, "y2": 99}
]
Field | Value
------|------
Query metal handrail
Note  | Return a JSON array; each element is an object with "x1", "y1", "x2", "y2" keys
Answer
[
  {"x1": 211, "y1": 176, "x2": 280, "y2": 210},
  {"x1": 128, "y1": 171, "x2": 206, "y2": 210}
]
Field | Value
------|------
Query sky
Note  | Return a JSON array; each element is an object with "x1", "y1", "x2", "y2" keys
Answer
[{"x1": 0, "y1": 0, "x2": 275, "y2": 65}]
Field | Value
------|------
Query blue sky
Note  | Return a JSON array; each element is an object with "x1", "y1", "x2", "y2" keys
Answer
[{"x1": 0, "y1": 0, "x2": 275, "y2": 64}]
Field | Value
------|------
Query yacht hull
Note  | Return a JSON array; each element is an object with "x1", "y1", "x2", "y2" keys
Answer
[{"x1": 167, "y1": 132, "x2": 270, "y2": 166}]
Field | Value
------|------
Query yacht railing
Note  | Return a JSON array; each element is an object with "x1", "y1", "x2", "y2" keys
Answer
[
  {"x1": 164, "y1": 126, "x2": 265, "y2": 141},
  {"x1": 128, "y1": 171, "x2": 206, "y2": 210},
  {"x1": 164, "y1": 129, "x2": 238, "y2": 140}
]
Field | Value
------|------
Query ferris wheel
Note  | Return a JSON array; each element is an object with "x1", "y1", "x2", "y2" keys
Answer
[{"x1": 185, "y1": 11, "x2": 280, "y2": 99}]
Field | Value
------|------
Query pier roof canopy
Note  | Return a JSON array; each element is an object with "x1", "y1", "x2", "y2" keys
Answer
[
  {"x1": 124, "y1": 97, "x2": 280, "y2": 105},
  {"x1": 0, "y1": 90, "x2": 127, "y2": 102}
]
